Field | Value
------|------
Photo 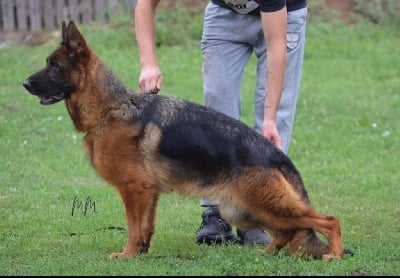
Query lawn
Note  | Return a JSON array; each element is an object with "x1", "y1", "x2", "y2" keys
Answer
[{"x1": 0, "y1": 8, "x2": 399, "y2": 276}]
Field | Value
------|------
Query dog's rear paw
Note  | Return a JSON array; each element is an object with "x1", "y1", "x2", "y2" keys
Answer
[
  {"x1": 255, "y1": 248, "x2": 268, "y2": 256},
  {"x1": 256, "y1": 245, "x2": 276, "y2": 256},
  {"x1": 109, "y1": 251, "x2": 137, "y2": 259},
  {"x1": 322, "y1": 254, "x2": 341, "y2": 262}
]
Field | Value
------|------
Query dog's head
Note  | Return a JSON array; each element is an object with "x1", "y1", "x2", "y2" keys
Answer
[{"x1": 23, "y1": 21, "x2": 90, "y2": 105}]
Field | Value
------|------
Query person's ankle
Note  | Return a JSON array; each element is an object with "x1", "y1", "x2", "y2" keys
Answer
[{"x1": 237, "y1": 229, "x2": 271, "y2": 245}]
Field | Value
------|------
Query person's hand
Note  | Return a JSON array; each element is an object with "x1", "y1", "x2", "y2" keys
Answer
[
  {"x1": 138, "y1": 65, "x2": 163, "y2": 94},
  {"x1": 262, "y1": 120, "x2": 282, "y2": 150}
]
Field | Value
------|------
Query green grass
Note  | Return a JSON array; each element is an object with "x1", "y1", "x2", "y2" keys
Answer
[{"x1": 1, "y1": 10, "x2": 400, "y2": 275}]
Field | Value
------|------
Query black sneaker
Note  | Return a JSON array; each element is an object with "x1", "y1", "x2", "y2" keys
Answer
[
  {"x1": 237, "y1": 229, "x2": 271, "y2": 246},
  {"x1": 196, "y1": 207, "x2": 237, "y2": 245}
]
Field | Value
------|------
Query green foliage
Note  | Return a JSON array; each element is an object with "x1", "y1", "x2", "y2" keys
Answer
[
  {"x1": 308, "y1": 0, "x2": 400, "y2": 27},
  {"x1": 154, "y1": 4, "x2": 204, "y2": 47},
  {"x1": 354, "y1": 0, "x2": 400, "y2": 26},
  {"x1": 1, "y1": 9, "x2": 400, "y2": 276}
]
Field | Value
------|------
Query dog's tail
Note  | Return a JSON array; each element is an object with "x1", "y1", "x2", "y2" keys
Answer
[{"x1": 288, "y1": 229, "x2": 354, "y2": 259}]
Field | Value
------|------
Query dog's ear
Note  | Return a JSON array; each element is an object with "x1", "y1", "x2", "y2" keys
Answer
[
  {"x1": 63, "y1": 21, "x2": 89, "y2": 62},
  {"x1": 62, "y1": 21, "x2": 67, "y2": 45}
]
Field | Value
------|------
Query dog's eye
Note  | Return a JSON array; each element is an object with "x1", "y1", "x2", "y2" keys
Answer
[{"x1": 49, "y1": 61, "x2": 61, "y2": 73}]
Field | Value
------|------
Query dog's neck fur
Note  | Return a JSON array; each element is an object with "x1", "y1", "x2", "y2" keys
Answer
[{"x1": 65, "y1": 53, "x2": 134, "y2": 133}]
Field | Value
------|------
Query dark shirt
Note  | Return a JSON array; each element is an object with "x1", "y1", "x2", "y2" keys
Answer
[{"x1": 211, "y1": 0, "x2": 307, "y2": 14}]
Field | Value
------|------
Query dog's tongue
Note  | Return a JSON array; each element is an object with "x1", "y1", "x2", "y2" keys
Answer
[{"x1": 39, "y1": 94, "x2": 65, "y2": 105}]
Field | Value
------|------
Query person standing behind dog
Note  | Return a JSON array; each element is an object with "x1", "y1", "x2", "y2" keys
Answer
[{"x1": 134, "y1": 0, "x2": 308, "y2": 246}]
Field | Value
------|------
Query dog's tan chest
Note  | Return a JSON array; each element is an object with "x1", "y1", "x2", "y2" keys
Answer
[{"x1": 82, "y1": 122, "x2": 149, "y2": 188}]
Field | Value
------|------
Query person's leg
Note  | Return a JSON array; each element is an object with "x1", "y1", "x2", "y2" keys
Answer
[
  {"x1": 202, "y1": 5, "x2": 253, "y2": 121},
  {"x1": 198, "y1": 3, "x2": 270, "y2": 245},
  {"x1": 253, "y1": 28, "x2": 267, "y2": 135},
  {"x1": 229, "y1": 16, "x2": 271, "y2": 246},
  {"x1": 198, "y1": 3, "x2": 253, "y2": 244},
  {"x1": 236, "y1": 7, "x2": 308, "y2": 246}
]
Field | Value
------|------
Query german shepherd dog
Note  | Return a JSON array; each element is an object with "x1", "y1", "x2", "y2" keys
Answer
[{"x1": 23, "y1": 21, "x2": 353, "y2": 261}]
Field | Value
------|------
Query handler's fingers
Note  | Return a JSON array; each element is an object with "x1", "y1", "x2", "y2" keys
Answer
[
  {"x1": 143, "y1": 76, "x2": 162, "y2": 94},
  {"x1": 138, "y1": 66, "x2": 163, "y2": 94},
  {"x1": 146, "y1": 86, "x2": 160, "y2": 94},
  {"x1": 262, "y1": 123, "x2": 282, "y2": 151},
  {"x1": 271, "y1": 136, "x2": 282, "y2": 150},
  {"x1": 155, "y1": 75, "x2": 163, "y2": 92}
]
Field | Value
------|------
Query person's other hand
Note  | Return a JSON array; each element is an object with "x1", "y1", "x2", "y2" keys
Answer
[{"x1": 262, "y1": 120, "x2": 282, "y2": 150}]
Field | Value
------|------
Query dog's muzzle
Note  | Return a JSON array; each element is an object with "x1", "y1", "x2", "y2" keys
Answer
[{"x1": 23, "y1": 79, "x2": 69, "y2": 105}]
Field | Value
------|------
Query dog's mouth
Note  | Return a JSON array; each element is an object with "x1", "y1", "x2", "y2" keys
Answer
[
  {"x1": 38, "y1": 92, "x2": 68, "y2": 105},
  {"x1": 23, "y1": 79, "x2": 72, "y2": 105}
]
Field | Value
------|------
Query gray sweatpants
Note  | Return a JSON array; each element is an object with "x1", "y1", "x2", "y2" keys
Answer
[{"x1": 200, "y1": 3, "x2": 308, "y2": 207}]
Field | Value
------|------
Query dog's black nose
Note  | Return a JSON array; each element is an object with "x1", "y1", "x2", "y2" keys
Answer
[{"x1": 23, "y1": 79, "x2": 32, "y2": 91}]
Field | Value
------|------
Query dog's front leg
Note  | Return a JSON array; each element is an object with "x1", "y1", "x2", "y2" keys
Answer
[{"x1": 110, "y1": 182, "x2": 159, "y2": 259}]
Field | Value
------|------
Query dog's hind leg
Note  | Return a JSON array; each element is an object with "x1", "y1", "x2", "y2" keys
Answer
[
  {"x1": 234, "y1": 168, "x2": 344, "y2": 260},
  {"x1": 110, "y1": 182, "x2": 159, "y2": 259},
  {"x1": 300, "y1": 214, "x2": 343, "y2": 261},
  {"x1": 265, "y1": 208, "x2": 343, "y2": 260},
  {"x1": 280, "y1": 213, "x2": 343, "y2": 261},
  {"x1": 260, "y1": 229, "x2": 295, "y2": 255}
]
